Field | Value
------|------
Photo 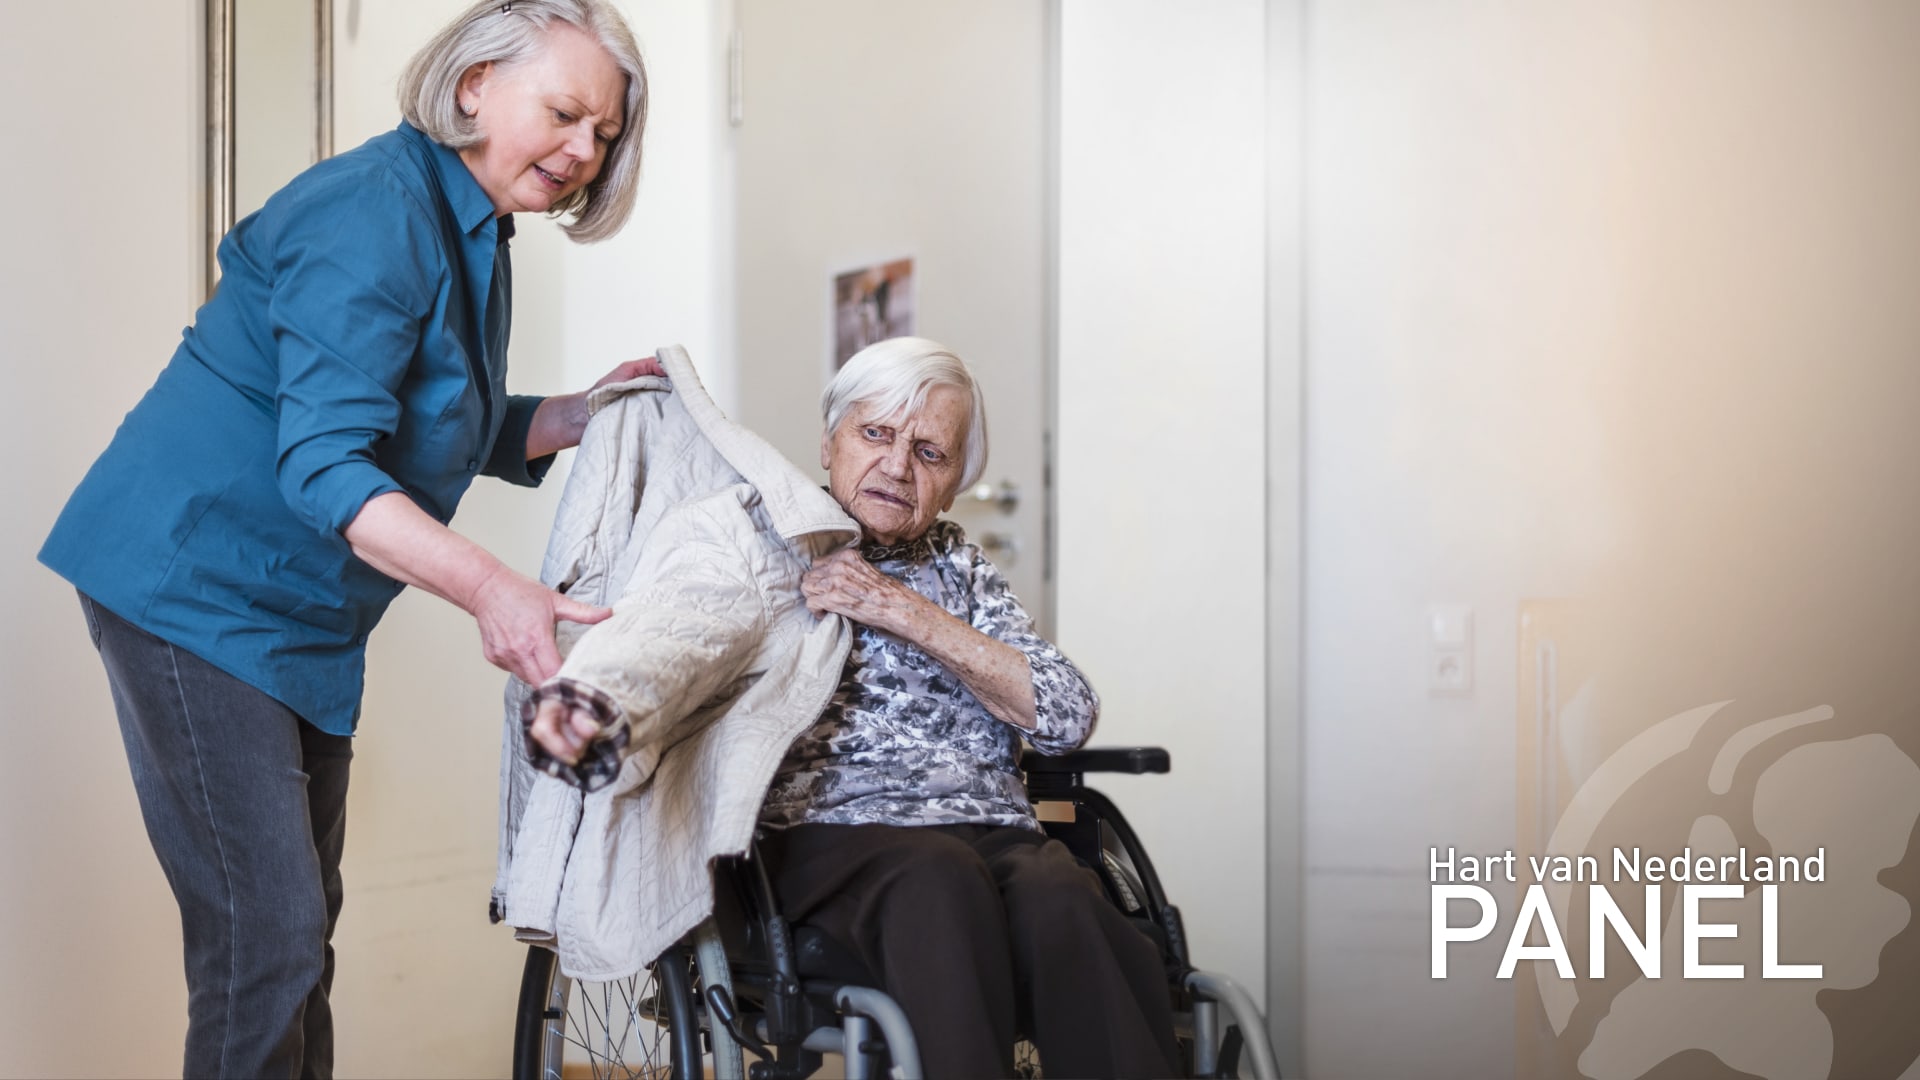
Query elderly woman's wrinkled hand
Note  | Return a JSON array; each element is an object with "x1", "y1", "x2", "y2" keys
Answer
[
  {"x1": 528, "y1": 696, "x2": 604, "y2": 765},
  {"x1": 802, "y1": 547, "x2": 921, "y2": 633}
]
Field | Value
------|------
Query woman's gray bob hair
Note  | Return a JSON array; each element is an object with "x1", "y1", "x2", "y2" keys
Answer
[
  {"x1": 822, "y1": 337, "x2": 990, "y2": 490},
  {"x1": 399, "y1": 0, "x2": 646, "y2": 243}
]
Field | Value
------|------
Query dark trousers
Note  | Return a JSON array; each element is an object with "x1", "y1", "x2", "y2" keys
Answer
[
  {"x1": 82, "y1": 593, "x2": 351, "y2": 1080},
  {"x1": 762, "y1": 822, "x2": 1180, "y2": 1080}
]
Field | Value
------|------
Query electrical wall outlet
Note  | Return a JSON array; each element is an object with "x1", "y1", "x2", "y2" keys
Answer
[{"x1": 1429, "y1": 604, "x2": 1474, "y2": 695}]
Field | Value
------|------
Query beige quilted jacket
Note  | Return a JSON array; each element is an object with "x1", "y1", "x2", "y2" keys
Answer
[{"x1": 491, "y1": 345, "x2": 858, "y2": 980}]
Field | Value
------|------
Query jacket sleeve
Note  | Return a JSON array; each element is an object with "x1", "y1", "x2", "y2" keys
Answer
[
  {"x1": 952, "y1": 535, "x2": 1100, "y2": 755},
  {"x1": 267, "y1": 173, "x2": 434, "y2": 536},
  {"x1": 524, "y1": 489, "x2": 773, "y2": 790}
]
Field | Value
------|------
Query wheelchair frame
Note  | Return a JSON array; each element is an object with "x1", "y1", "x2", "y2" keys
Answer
[{"x1": 511, "y1": 746, "x2": 1280, "y2": 1080}]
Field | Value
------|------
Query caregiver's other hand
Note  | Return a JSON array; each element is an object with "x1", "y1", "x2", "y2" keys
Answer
[
  {"x1": 527, "y1": 356, "x2": 667, "y2": 458},
  {"x1": 591, "y1": 355, "x2": 665, "y2": 388}
]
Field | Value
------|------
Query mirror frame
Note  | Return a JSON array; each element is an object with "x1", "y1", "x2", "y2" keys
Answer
[{"x1": 204, "y1": 0, "x2": 334, "y2": 300}]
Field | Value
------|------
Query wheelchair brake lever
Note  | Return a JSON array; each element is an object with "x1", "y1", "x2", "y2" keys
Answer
[{"x1": 705, "y1": 984, "x2": 777, "y2": 1066}]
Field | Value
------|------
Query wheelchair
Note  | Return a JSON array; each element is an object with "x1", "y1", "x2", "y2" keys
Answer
[{"x1": 511, "y1": 746, "x2": 1280, "y2": 1079}]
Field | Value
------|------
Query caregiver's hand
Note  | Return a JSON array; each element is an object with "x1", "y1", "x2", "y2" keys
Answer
[
  {"x1": 526, "y1": 355, "x2": 667, "y2": 459},
  {"x1": 343, "y1": 491, "x2": 611, "y2": 686},
  {"x1": 467, "y1": 566, "x2": 612, "y2": 686}
]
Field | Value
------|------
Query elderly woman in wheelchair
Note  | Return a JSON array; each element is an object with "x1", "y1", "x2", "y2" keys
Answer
[
  {"x1": 512, "y1": 338, "x2": 1270, "y2": 1079},
  {"x1": 767, "y1": 337, "x2": 1181, "y2": 1078}
]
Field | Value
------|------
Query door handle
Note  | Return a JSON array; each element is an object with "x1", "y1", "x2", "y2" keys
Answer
[
  {"x1": 967, "y1": 479, "x2": 1020, "y2": 514},
  {"x1": 978, "y1": 531, "x2": 1021, "y2": 567}
]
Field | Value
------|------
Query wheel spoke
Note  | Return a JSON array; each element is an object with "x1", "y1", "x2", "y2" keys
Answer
[
  {"x1": 556, "y1": 1029, "x2": 648, "y2": 1079},
  {"x1": 571, "y1": 988, "x2": 616, "y2": 1079},
  {"x1": 600, "y1": 981, "x2": 623, "y2": 1077},
  {"x1": 642, "y1": 971, "x2": 668, "y2": 1074},
  {"x1": 613, "y1": 975, "x2": 642, "y2": 1067},
  {"x1": 626, "y1": 972, "x2": 667, "y2": 1080},
  {"x1": 543, "y1": 969, "x2": 675, "y2": 1080},
  {"x1": 640, "y1": 979, "x2": 665, "y2": 1073}
]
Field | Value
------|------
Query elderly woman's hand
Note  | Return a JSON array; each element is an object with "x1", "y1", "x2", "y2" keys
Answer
[
  {"x1": 801, "y1": 547, "x2": 928, "y2": 634},
  {"x1": 528, "y1": 696, "x2": 605, "y2": 765},
  {"x1": 527, "y1": 356, "x2": 668, "y2": 459},
  {"x1": 804, "y1": 546, "x2": 1042, "y2": 731}
]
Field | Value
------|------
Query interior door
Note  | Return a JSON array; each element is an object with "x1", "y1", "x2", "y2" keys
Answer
[{"x1": 732, "y1": 0, "x2": 1054, "y2": 629}]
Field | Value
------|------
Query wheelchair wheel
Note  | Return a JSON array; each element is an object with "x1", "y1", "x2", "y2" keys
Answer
[{"x1": 512, "y1": 944, "x2": 700, "y2": 1080}]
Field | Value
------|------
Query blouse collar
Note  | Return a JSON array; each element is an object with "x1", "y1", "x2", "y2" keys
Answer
[{"x1": 859, "y1": 534, "x2": 935, "y2": 563}]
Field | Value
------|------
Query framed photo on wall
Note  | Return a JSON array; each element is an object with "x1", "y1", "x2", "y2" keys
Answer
[{"x1": 833, "y1": 257, "x2": 915, "y2": 368}]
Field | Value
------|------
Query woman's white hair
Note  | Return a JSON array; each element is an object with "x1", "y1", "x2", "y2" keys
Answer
[
  {"x1": 399, "y1": 0, "x2": 646, "y2": 243},
  {"x1": 822, "y1": 337, "x2": 990, "y2": 490}
]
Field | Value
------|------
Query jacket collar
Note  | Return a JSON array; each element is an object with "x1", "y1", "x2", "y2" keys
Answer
[{"x1": 590, "y1": 346, "x2": 861, "y2": 545}]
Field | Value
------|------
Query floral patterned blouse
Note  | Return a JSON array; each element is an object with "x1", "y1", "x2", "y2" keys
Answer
[{"x1": 760, "y1": 520, "x2": 1099, "y2": 831}]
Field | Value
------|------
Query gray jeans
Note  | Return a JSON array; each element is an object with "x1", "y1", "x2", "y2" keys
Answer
[{"x1": 82, "y1": 592, "x2": 351, "y2": 1080}]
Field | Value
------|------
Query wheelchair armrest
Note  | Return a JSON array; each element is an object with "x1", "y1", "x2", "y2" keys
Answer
[{"x1": 1020, "y1": 746, "x2": 1171, "y2": 777}]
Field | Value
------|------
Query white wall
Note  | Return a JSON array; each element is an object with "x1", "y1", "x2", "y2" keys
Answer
[
  {"x1": 1, "y1": 1, "x2": 729, "y2": 1075},
  {"x1": 0, "y1": 2, "x2": 201, "y2": 1075},
  {"x1": 1299, "y1": 2, "x2": 1920, "y2": 1077},
  {"x1": 1265, "y1": 2, "x2": 1307, "y2": 1070},
  {"x1": 564, "y1": 0, "x2": 739, "y2": 414},
  {"x1": 1300, "y1": 5, "x2": 1633, "y2": 1073},
  {"x1": 1055, "y1": 0, "x2": 1272, "y2": 1008}
]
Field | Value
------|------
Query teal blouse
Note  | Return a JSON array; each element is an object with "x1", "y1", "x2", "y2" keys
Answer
[{"x1": 41, "y1": 122, "x2": 551, "y2": 735}]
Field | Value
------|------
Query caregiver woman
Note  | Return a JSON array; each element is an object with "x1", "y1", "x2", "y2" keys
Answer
[{"x1": 37, "y1": 2, "x2": 649, "y2": 1075}]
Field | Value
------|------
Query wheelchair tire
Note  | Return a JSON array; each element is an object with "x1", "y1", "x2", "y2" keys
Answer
[{"x1": 511, "y1": 943, "x2": 701, "y2": 1080}]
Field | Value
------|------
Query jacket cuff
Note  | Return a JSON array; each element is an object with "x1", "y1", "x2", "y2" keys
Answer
[
  {"x1": 522, "y1": 678, "x2": 629, "y2": 791},
  {"x1": 485, "y1": 394, "x2": 554, "y2": 487}
]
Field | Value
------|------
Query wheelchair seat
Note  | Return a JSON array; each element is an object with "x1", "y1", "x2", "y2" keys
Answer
[{"x1": 511, "y1": 746, "x2": 1281, "y2": 1080}]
